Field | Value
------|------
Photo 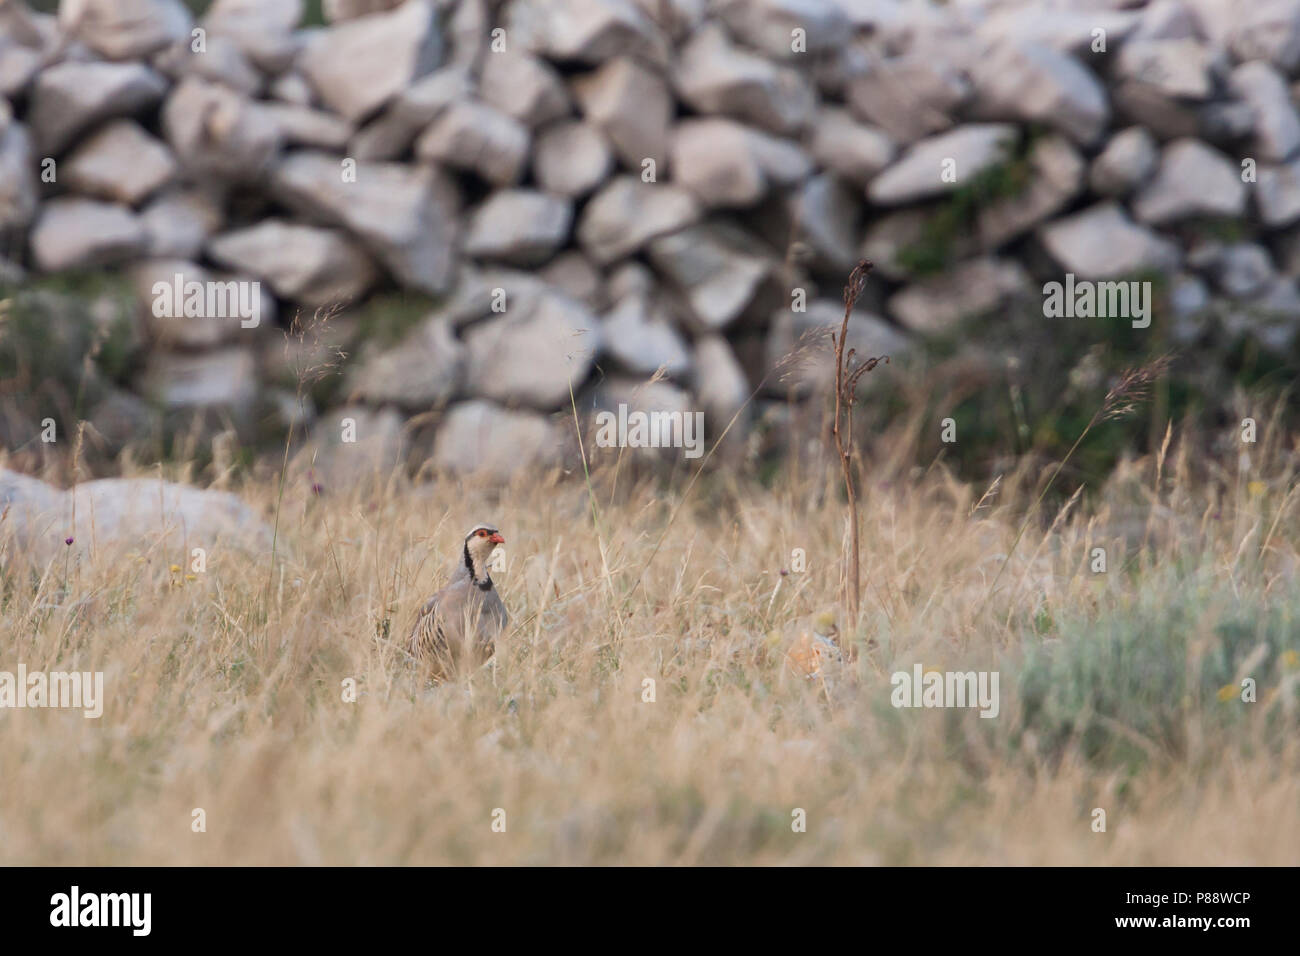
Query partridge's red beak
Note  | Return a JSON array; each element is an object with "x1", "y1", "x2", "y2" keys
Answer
[{"x1": 489, "y1": 532, "x2": 505, "y2": 544}]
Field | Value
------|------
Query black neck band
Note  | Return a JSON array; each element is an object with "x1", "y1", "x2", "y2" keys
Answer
[{"x1": 464, "y1": 542, "x2": 493, "y2": 591}]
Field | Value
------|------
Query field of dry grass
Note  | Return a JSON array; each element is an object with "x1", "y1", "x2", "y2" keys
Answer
[{"x1": 2, "y1": 409, "x2": 1299, "y2": 865}]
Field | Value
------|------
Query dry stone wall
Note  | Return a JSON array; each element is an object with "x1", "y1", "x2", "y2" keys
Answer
[{"x1": 1, "y1": 0, "x2": 1298, "y2": 479}]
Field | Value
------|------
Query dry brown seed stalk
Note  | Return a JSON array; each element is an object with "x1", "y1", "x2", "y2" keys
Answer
[{"x1": 832, "y1": 259, "x2": 887, "y2": 635}]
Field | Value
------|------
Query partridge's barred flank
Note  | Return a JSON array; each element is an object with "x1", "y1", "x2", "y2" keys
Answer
[{"x1": 409, "y1": 523, "x2": 509, "y2": 678}]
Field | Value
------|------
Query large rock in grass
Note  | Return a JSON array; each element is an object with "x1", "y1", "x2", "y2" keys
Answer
[
  {"x1": 0, "y1": 471, "x2": 60, "y2": 550},
  {"x1": 271, "y1": 150, "x2": 460, "y2": 293},
  {"x1": 0, "y1": 468, "x2": 272, "y2": 565}
]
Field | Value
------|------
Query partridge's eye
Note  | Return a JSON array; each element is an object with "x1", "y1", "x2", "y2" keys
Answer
[{"x1": 477, "y1": 530, "x2": 488, "y2": 537}]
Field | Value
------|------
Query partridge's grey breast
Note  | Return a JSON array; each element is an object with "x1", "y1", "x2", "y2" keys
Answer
[{"x1": 409, "y1": 575, "x2": 509, "y2": 669}]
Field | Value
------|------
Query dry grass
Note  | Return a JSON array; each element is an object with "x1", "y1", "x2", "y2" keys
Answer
[{"x1": 2, "y1": 411, "x2": 1299, "y2": 865}]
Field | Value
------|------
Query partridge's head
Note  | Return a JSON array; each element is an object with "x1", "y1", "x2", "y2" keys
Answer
[{"x1": 464, "y1": 523, "x2": 505, "y2": 566}]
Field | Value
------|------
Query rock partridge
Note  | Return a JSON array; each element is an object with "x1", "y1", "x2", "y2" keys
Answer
[{"x1": 409, "y1": 523, "x2": 509, "y2": 677}]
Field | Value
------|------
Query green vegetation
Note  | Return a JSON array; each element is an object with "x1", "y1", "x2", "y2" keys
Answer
[
  {"x1": 1018, "y1": 570, "x2": 1300, "y2": 772},
  {"x1": 351, "y1": 289, "x2": 439, "y2": 348},
  {"x1": 895, "y1": 132, "x2": 1038, "y2": 278},
  {"x1": 0, "y1": 271, "x2": 140, "y2": 444}
]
